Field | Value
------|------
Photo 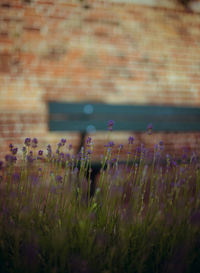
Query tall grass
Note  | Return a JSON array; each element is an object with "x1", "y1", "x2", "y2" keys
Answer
[{"x1": 0, "y1": 133, "x2": 200, "y2": 273}]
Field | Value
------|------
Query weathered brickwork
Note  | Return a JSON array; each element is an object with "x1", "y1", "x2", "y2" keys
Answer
[{"x1": 0, "y1": 0, "x2": 200, "y2": 159}]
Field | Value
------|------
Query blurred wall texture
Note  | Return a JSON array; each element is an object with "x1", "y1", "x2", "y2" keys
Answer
[{"x1": 0, "y1": 0, "x2": 200, "y2": 158}]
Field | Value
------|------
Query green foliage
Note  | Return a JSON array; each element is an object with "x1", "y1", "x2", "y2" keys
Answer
[{"x1": 0, "y1": 137, "x2": 200, "y2": 272}]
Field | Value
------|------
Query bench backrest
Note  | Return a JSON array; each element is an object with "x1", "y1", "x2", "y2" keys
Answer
[{"x1": 48, "y1": 102, "x2": 200, "y2": 132}]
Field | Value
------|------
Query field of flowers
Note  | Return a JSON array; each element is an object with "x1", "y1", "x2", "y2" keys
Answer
[{"x1": 0, "y1": 123, "x2": 200, "y2": 273}]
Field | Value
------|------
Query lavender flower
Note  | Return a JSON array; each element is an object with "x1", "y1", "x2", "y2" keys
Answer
[
  {"x1": 147, "y1": 123, "x2": 153, "y2": 135},
  {"x1": 56, "y1": 175, "x2": 63, "y2": 183},
  {"x1": 38, "y1": 150, "x2": 43, "y2": 156},
  {"x1": 24, "y1": 137, "x2": 31, "y2": 146},
  {"x1": 12, "y1": 173, "x2": 20, "y2": 184},
  {"x1": 104, "y1": 141, "x2": 115, "y2": 148},
  {"x1": 112, "y1": 158, "x2": 117, "y2": 163},
  {"x1": 109, "y1": 141, "x2": 115, "y2": 147},
  {"x1": 5, "y1": 154, "x2": 12, "y2": 163},
  {"x1": 68, "y1": 144, "x2": 72, "y2": 150},
  {"x1": 9, "y1": 143, "x2": 13, "y2": 151},
  {"x1": 118, "y1": 144, "x2": 123, "y2": 149},
  {"x1": 154, "y1": 144, "x2": 158, "y2": 151},
  {"x1": 47, "y1": 144, "x2": 52, "y2": 158},
  {"x1": 107, "y1": 120, "x2": 115, "y2": 131},
  {"x1": 26, "y1": 155, "x2": 34, "y2": 164},
  {"x1": 59, "y1": 152, "x2": 64, "y2": 158},
  {"x1": 12, "y1": 156, "x2": 17, "y2": 162},
  {"x1": 73, "y1": 167, "x2": 79, "y2": 175},
  {"x1": 12, "y1": 147, "x2": 18, "y2": 155},
  {"x1": 50, "y1": 185, "x2": 57, "y2": 194},
  {"x1": 0, "y1": 161, "x2": 3, "y2": 170},
  {"x1": 65, "y1": 153, "x2": 71, "y2": 160},
  {"x1": 87, "y1": 149, "x2": 92, "y2": 155},
  {"x1": 32, "y1": 138, "x2": 38, "y2": 148},
  {"x1": 190, "y1": 210, "x2": 200, "y2": 226},
  {"x1": 159, "y1": 141, "x2": 164, "y2": 151},
  {"x1": 57, "y1": 142, "x2": 62, "y2": 148},
  {"x1": 86, "y1": 136, "x2": 92, "y2": 144},
  {"x1": 31, "y1": 175, "x2": 39, "y2": 186},
  {"x1": 61, "y1": 138, "x2": 66, "y2": 146},
  {"x1": 128, "y1": 136, "x2": 134, "y2": 144}
]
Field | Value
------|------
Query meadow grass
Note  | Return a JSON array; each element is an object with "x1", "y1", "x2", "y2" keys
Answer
[{"x1": 0, "y1": 132, "x2": 200, "y2": 273}]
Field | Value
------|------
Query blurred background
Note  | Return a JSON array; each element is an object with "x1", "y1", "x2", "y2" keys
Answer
[{"x1": 0, "y1": 0, "x2": 200, "y2": 159}]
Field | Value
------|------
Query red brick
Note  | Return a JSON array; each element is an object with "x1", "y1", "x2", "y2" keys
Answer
[{"x1": 0, "y1": 1, "x2": 200, "y2": 159}]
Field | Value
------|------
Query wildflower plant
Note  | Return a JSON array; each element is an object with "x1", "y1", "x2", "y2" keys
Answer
[{"x1": 0, "y1": 124, "x2": 200, "y2": 273}]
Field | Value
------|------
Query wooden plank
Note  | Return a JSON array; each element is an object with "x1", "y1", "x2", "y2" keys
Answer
[
  {"x1": 49, "y1": 102, "x2": 200, "y2": 115},
  {"x1": 49, "y1": 120, "x2": 200, "y2": 132},
  {"x1": 48, "y1": 102, "x2": 200, "y2": 132}
]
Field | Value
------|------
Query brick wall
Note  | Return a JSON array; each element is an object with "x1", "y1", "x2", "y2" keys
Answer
[{"x1": 0, "y1": 0, "x2": 200, "y2": 160}]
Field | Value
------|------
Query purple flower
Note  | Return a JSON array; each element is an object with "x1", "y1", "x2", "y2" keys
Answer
[
  {"x1": 0, "y1": 161, "x2": 3, "y2": 170},
  {"x1": 12, "y1": 156, "x2": 17, "y2": 162},
  {"x1": 5, "y1": 154, "x2": 12, "y2": 162},
  {"x1": 105, "y1": 141, "x2": 115, "y2": 148},
  {"x1": 128, "y1": 136, "x2": 134, "y2": 144},
  {"x1": 57, "y1": 142, "x2": 62, "y2": 148},
  {"x1": 24, "y1": 138, "x2": 31, "y2": 146},
  {"x1": 12, "y1": 173, "x2": 20, "y2": 184},
  {"x1": 107, "y1": 120, "x2": 115, "y2": 131},
  {"x1": 109, "y1": 141, "x2": 115, "y2": 147},
  {"x1": 171, "y1": 160, "x2": 177, "y2": 167},
  {"x1": 56, "y1": 175, "x2": 63, "y2": 183},
  {"x1": 147, "y1": 123, "x2": 153, "y2": 135},
  {"x1": 22, "y1": 146, "x2": 26, "y2": 153},
  {"x1": 61, "y1": 138, "x2": 66, "y2": 145},
  {"x1": 38, "y1": 150, "x2": 43, "y2": 156},
  {"x1": 65, "y1": 153, "x2": 71, "y2": 160},
  {"x1": 190, "y1": 210, "x2": 200, "y2": 226},
  {"x1": 86, "y1": 137, "x2": 92, "y2": 144},
  {"x1": 154, "y1": 144, "x2": 158, "y2": 150},
  {"x1": 87, "y1": 149, "x2": 92, "y2": 155},
  {"x1": 47, "y1": 144, "x2": 51, "y2": 150},
  {"x1": 32, "y1": 138, "x2": 38, "y2": 148},
  {"x1": 50, "y1": 185, "x2": 57, "y2": 194},
  {"x1": 26, "y1": 155, "x2": 34, "y2": 164},
  {"x1": 73, "y1": 167, "x2": 79, "y2": 175},
  {"x1": 112, "y1": 158, "x2": 117, "y2": 163},
  {"x1": 68, "y1": 144, "x2": 72, "y2": 150},
  {"x1": 6, "y1": 155, "x2": 17, "y2": 164},
  {"x1": 12, "y1": 147, "x2": 18, "y2": 155},
  {"x1": 47, "y1": 144, "x2": 52, "y2": 158},
  {"x1": 9, "y1": 144, "x2": 13, "y2": 151},
  {"x1": 59, "y1": 152, "x2": 64, "y2": 159},
  {"x1": 136, "y1": 146, "x2": 141, "y2": 154},
  {"x1": 159, "y1": 141, "x2": 164, "y2": 151},
  {"x1": 118, "y1": 144, "x2": 123, "y2": 149},
  {"x1": 31, "y1": 175, "x2": 39, "y2": 186}
]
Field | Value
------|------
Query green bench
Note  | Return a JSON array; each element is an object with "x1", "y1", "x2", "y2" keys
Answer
[
  {"x1": 48, "y1": 101, "x2": 200, "y2": 133},
  {"x1": 48, "y1": 101, "x2": 200, "y2": 194},
  {"x1": 48, "y1": 101, "x2": 200, "y2": 153}
]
